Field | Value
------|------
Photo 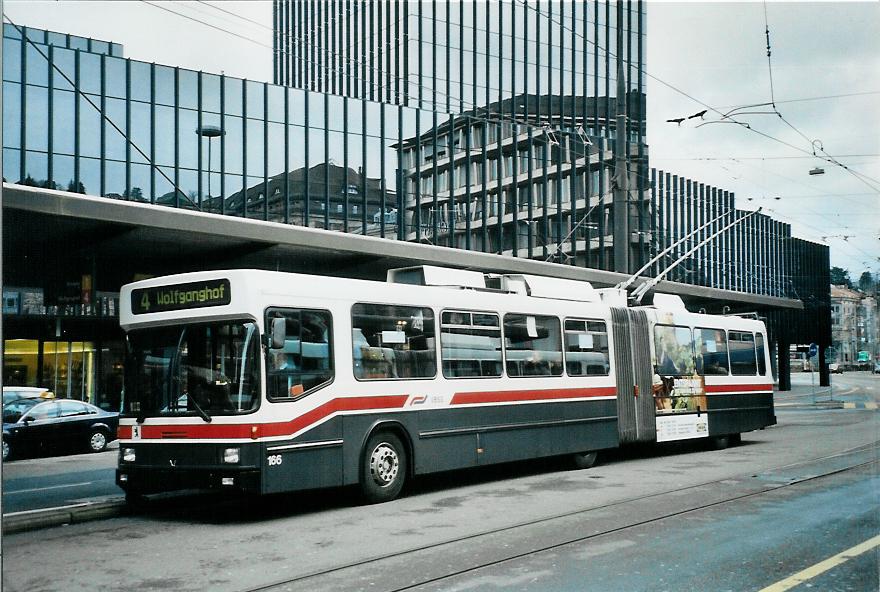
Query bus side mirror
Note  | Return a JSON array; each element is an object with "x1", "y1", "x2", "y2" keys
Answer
[{"x1": 271, "y1": 317, "x2": 287, "y2": 349}]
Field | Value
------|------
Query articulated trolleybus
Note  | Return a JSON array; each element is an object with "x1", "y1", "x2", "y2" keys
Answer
[{"x1": 116, "y1": 267, "x2": 775, "y2": 503}]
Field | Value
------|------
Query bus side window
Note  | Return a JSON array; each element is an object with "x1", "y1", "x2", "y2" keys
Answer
[
  {"x1": 729, "y1": 331, "x2": 758, "y2": 375},
  {"x1": 695, "y1": 328, "x2": 729, "y2": 376},
  {"x1": 653, "y1": 325, "x2": 695, "y2": 377},
  {"x1": 504, "y1": 314, "x2": 563, "y2": 377},
  {"x1": 351, "y1": 303, "x2": 436, "y2": 380},
  {"x1": 265, "y1": 308, "x2": 333, "y2": 399},
  {"x1": 440, "y1": 310, "x2": 503, "y2": 378},
  {"x1": 563, "y1": 319, "x2": 610, "y2": 377},
  {"x1": 755, "y1": 333, "x2": 767, "y2": 376}
]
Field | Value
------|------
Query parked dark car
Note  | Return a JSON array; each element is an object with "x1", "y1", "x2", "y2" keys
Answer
[{"x1": 2, "y1": 398, "x2": 119, "y2": 461}]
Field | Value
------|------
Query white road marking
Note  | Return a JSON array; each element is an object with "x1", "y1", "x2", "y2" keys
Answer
[{"x1": 5, "y1": 481, "x2": 95, "y2": 495}]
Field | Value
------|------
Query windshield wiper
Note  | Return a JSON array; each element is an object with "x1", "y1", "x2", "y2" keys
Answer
[{"x1": 188, "y1": 396, "x2": 212, "y2": 423}]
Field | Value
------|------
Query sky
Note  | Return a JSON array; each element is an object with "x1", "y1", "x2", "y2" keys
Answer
[{"x1": 4, "y1": 0, "x2": 879, "y2": 280}]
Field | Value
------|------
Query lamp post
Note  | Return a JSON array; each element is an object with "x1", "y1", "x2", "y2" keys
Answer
[{"x1": 196, "y1": 125, "x2": 224, "y2": 206}]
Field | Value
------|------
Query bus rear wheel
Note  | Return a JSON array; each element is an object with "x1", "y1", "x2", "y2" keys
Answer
[
  {"x1": 361, "y1": 432, "x2": 407, "y2": 504},
  {"x1": 572, "y1": 451, "x2": 599, "y2": 470},
  {"x1": 711, "y1": 435, "x2": 730, "y2": 450}
]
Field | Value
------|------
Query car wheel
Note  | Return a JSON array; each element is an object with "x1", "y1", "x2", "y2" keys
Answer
[
  {"x1": 360, "y1": 432, "x2": 407, "y2": 504},
  {"x1": 88, "y1": 429, "x2": 108, "y2": 453},
  {"x1": 2, "y1": 438, "x2": 9, "y2": 462}
]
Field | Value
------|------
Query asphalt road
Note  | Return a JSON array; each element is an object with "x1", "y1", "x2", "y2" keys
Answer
[
  {"x1": 2, "y1": 373, "x2": 874, "y2": 517},
  {"x1": 1, "y1": 442, "x2": 120, "y2": 514},
  {"x1": 1, "y1": 374, "x2": 877, "y2": 592}
]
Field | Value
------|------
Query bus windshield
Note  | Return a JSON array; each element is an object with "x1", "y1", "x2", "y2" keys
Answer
[{"x1": 124, "y1": 321, "x2": 260, "y2": 419}]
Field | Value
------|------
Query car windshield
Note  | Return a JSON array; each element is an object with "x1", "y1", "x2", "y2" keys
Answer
[
  {"x1": 124, "y1": 320, "x2": 260, "y2": 419},
  {"x1": 3, "y1": 398, "x2": 41, "y2": 423}
]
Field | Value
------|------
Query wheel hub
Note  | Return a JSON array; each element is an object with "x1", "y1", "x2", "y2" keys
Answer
[
  {"x1": 369, "y1": 443, "x2": 399, "y2": 487},
  {"x1": 90, "y1": 432, "x2": 106, "y2": 451}
]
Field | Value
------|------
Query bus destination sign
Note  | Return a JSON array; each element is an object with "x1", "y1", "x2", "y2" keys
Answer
[{"x1": 131, "y1": 279, "x2": 231, "y2": 315}]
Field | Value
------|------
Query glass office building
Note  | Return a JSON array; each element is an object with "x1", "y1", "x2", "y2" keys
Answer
[{"x1": 275, "y1": 0, "x2": 651, "y2": 268}]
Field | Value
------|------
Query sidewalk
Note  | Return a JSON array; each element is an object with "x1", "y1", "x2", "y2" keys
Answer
[{"x1": 774, "y1": 381, "x2": 842, "y2": 409}]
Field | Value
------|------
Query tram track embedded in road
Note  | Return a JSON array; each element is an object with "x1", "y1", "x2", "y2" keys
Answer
[{"x1": 243, "y1": 443, "x2": 879, "y2": 592}]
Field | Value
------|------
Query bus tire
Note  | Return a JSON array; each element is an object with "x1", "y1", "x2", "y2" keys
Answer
[
  {"x1": 711, "y1": 435, "x2": 730, "y2": 450},
  {"x1": 361, "y1": 432, "x2": 407, "y2": 504},
  {"x1": 572, "y1": 451, "x2": 599, "y2": 470}
]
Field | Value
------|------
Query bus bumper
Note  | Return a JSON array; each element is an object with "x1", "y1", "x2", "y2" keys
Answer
[{"x1": 116, "y1": 466, "x2": 261, "y2": 494}]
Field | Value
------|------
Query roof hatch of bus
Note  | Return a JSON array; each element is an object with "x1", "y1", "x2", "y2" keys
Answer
[
  {"x1": 501, "y1": 274, "x2": 598, "y2": 302},
  {"x1": 387, "y1": 266, "x2": 487, "y2": 289},
  {"x1": 648, "y1": 293, "x2": 688, "y2": 310}
]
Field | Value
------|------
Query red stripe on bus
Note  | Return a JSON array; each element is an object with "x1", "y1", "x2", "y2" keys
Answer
[
  {"x1": 451, "y1": 386, "x2": 617, "y2": 405},
  {"x1": 117, "y1": 394, "x2": 409, "y2": 441},
  {"x1": 705, "y1": 383, "x2": 773, "y2": 394}
]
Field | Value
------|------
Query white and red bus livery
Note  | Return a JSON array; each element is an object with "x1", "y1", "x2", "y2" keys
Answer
[{"x1": 116, "y1": 267, "x2": 775, "y2": 502}]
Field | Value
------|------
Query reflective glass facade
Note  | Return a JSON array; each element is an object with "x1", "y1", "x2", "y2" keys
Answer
[
  {"x1": 2, "y1": 20, "x2": 827, "y2": 302},
  {"x1": 274, "y1": 0, "x2": 645, "y2": 139},
  {"x1": 3, "y1": 23, "x2": 402, "y2": 238},
  {"x1": 650, "y1": 169, "x2": 795, "y2": 298},
  {"x1": 3, "y1": 17, "x2": 648, "y2": 266},
  {"x1": 274, "y1": 1, "x2": 650, "y2": 267}
]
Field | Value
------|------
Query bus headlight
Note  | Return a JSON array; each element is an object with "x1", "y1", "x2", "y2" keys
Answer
[
  {"x1": 122, "y1": 448, "x2": 136, "y2": 462},
  {"x1": 223, "y1": 447, "x2": 240, "y2": 464}
]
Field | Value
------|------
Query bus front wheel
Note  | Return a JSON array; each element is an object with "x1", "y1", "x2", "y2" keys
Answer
[{"x1": 361, "y1": 432, "x2": 407, "y2": 504}]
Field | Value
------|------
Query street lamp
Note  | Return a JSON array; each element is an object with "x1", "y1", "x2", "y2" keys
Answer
[{"x1": 196, "y1": 125, "x2": 224, "y2": 204}]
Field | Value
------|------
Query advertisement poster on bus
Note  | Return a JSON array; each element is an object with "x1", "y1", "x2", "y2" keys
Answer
[{"x1": 652, "y1": 320, "x2": 709, "y2": 442}]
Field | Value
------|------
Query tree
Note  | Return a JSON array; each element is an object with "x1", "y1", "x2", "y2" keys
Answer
[
  {"x1": 858, "y1": 271, "x2": 875, "y2": 293},
  {"x1": 830, "y1": 267, "x2": 851, "y2": 287},
  {"x1": 122, "y1": 186, "x2": 144, "y2": 201},
  {"x1": 66, "y1": 180, "x2": 86, "y2": 194}
]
